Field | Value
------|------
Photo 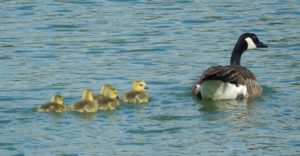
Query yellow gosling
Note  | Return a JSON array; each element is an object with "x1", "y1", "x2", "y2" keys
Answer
[
  {"x1": 122, "y1": 80, "x2": 149, "y2": 104},
  {"x1": 69, "y1": 89, "x2": 98, "y2": 113},
  {"x1": 94, "y1": 84, "x2": 114, "y2": 99},
  {"x1": 36, "y1": 95, "x2": 66, "y2": 112},
  {"x1": 95, "y1": 87, "x2": 120, "y2": 111}
]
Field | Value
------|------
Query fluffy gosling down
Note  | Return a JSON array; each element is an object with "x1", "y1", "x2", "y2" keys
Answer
[
  {"x1": 69, "y1": 89, "x2": 98, "y2": 113},
  {"x1": 36, "y1": 95, "x2": 66, "y2": 112},
  {"x1": 94, "y1": 84, "x2": 114, "y2": 99},
  {"x1": 122, "y1": 80, "x2": 149, "y2": 104},
  {"x1": 95, "y1": 85, "x2": 120, "y2": 111}
]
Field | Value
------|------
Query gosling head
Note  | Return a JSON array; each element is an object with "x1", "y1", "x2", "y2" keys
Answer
[
  {"x1": 51, "y1": 95, "x2": 64, "y2": 105},
  {"x1": 82, "y1": 89, "x2": 94, "y2": 101},
  {"x1": 99, "y1": 84, "x2": 114, "y2": 95},
  {"x1": 132, "y1": 80, "x2": 148, "y2": 92},
  {"x1": 104, "y1": 87, "x2": 119, "y2": 99}
]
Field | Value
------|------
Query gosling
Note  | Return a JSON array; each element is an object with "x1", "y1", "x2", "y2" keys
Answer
[
  {"x1": 122, "y1": 80, "x2": 149, "y2": 104},
  {"x1": 95, "y1": 87, "x2": 120, "y2": 111},
  {"x1": 94, "y1": 84, "x2": 114, "y2": 99},
  {"x1": 36, "y1": 95, "x2": 66, "y2": 112},
  {"x1": 69, "y1": 89, "x2": 98, "y2": 113}
]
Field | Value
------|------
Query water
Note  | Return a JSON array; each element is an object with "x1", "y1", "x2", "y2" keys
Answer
[{"x1": 0, "y1": 0, "x2": 299, "y2": 155}]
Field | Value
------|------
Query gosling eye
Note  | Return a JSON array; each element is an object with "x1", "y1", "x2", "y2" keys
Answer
[{"x1": 139, "y1": 84, "x2": 143, "y2": 87}]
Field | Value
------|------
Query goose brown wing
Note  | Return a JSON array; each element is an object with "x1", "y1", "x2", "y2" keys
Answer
[{"x1": 197, "y1": 65, "x2": 257, "y2": 86}]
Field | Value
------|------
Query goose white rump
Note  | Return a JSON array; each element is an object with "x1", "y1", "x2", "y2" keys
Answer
[{"x1": 197, "y1": 80, "x2": 247, "y2": 100}]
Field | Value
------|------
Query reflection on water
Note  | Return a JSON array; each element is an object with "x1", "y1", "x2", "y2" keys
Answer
[
  {"x1": 198, "y1": 98, "x2": 266, "y2": 127},
  {"x1": 73, "y1": 112, "x2": 97, "y2": 121},
  {"x1": 199, "y1": 99, "x2": 254, "y2": 113}
]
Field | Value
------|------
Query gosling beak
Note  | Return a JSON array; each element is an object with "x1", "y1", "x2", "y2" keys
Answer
[
  {"x1": 116, "y1": 96, "x2": 120, "y2": 100},
  {"x1": 256, "y1": 41, "x2": 268, "y2": 48},
  {"x1": 144, "y1": 86, "x2": 149, "y2": 89}
]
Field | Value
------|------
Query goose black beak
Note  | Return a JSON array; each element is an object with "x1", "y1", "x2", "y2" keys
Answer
[
  {"x1": 145, "y1": 86, "x2": 149, "y2": 89},
  {"x1": 257, "y1": 41, "x2": 268, "y2": 48}
]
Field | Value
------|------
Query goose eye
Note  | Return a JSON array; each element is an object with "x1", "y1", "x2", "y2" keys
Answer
[
  {"x1": 139, "y1": 84, "x2": 143, "y2": 87},
  {"x1": 252, "y1": 36, "x2": 258, "y2": 42}
]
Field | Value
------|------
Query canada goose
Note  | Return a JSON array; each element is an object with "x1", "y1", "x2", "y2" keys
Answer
[
  {"x1": 36, "y1": 95, "x2": 66, "y2": 112},
  {"x1": 95, "y1": 86, "x2": 120, "y2": 111},
  {"x1": 122, "y1": 80, "x2": 149, "y2": 104},
  {"x1": 192, "y1": 33, "x2": 268, "y2": 100},
  {"x1": 69, "y1": 89, "x2": 98, "y2": 113}
]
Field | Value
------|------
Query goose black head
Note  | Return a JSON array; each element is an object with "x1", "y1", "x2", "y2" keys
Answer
[
  {"x1": 240, "y1": 33, "x2": 268, "y2": 50},
  {"x1": 231, "y1": 33, "x2": 268, "y2": 65}
]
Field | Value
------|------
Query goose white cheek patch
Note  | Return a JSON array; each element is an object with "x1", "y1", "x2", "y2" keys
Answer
[
  {"x1": 245, "y1": 37, "x2": 256, "y2": 49},
  {"x1": 195, "y1": 84, "x2": 201, "y2": 95}
]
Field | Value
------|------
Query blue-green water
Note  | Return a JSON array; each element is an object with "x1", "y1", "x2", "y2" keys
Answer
[{"x1": 0, "y1": 0, "x2": 299, "y2": 155}]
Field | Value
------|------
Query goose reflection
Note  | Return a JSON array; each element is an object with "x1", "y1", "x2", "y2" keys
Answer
[{"x1": 198, "y1": 99, "x2": 256, "y2": 113}]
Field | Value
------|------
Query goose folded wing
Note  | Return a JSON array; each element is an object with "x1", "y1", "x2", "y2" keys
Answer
[{"x1": 198, "y1": 65, "x2": 257, "y2": 86}]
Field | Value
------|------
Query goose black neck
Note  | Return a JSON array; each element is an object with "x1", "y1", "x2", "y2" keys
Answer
[{"x1": 230, "y1": 40, "x2": 247, "y2": 65}]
